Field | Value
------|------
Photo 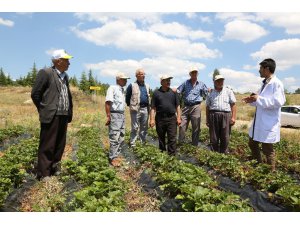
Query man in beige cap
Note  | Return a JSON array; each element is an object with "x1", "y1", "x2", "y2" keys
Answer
[
  {"x1": 176, "y1": 67, "x2": 209, "y2": 146},
  {"x1": 105, "y1": 72, "x2": 130, "y2": 166},
  {"x1": 31, "y1": 49, "x2": 73, "y2": 180},
  {"x1": 206, "y1": 73, "x2": 236, "y2": 153},
  {"x1": 150, "y1": 75, "x2": 181, "y2": 155}
]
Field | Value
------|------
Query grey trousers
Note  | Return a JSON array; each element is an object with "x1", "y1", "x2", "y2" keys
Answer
[
  {"x1": 130, "y1": 107, "x2": 149, "y2": 146},
  {"x1": 109, "y1": 112, "x2": 125, "y2": 160},
  {"x1": 208, "y1": 111, "x2": 231, "y2": 153},
  {"x1": 178, "y1": 104, "x2": 201, "y2": 146}
]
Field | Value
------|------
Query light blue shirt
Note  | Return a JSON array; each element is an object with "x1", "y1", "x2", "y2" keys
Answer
[
  {"x1": 177, "y1": 79, "x2": 208, "y2": 105},
  {"x1": 55, "y1": 68, "x2": 66, "y2": 80},
  {"x1": 105, "y1": 85, "x2": 126, "y2": 112}
]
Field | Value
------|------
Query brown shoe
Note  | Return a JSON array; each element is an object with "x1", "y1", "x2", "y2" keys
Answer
[{"x1": 110, "y1": 158, "x2": 121, "y2": 167}]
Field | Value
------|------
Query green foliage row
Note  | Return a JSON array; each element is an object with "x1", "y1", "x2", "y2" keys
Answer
[
  {"x1": 132, "y1": 143, "x2": 253, "y2": 212},
  {"x1": 0, "y1": 137, "x2": 38, "y2": 207},
  {"x1": 62, "y1": 127, "x2": 126, "y2": 212},
  {"x1": 178, "y1": 144, "x2": 300, "y2": 211},
  {"x1": 0, "y1": 125, "x2": 27, "y2": 143}
]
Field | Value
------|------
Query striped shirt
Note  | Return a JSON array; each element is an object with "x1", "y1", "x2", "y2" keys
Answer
[
  {"x1": 206, "y1": 87, "x2": 236, "y2": 112},
  {"x1": 177, "y1": 79, "x2": 208, "y2": 105}
]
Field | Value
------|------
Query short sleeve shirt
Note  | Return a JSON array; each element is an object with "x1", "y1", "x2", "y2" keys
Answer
[
  {"x1": 105, "y1": 85, "x2": 126, "y2": 112},
  {"x1": 151, "y1": 87, "x2": 180, "y2": 114},
  {"x1": 206, "y1": 87, "x2": 236, "y2": 112}
]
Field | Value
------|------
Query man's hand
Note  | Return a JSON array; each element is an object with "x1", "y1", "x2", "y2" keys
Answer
[
  {"x1": 230, "y1": 118, "x2": 235, "y2": 126},
  {"x1": 206, "y1": 121, "x2": 209, "y2": 127},
  {"x1": 105, "y1": 116, "x2": 111, "y2": 126},
  {"x1": 177, "y1": 117, "x2": 182, "y2": 126},
  {"x1": 242, "y1": 94, "x2": 258, "y2": 103},
  {"x1": 149, "y1": 119, "x2": 155, "y2": 128}
]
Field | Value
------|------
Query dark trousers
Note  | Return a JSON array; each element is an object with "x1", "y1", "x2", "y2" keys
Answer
[
  {"x1": 37, "y1": 115, "x2": 68, "y2": 179},
  {"x1": 208, "y1": 111, "x2": 231, "y2": 153},
  {"x1": 155, "y1": 115, "x2": 177, "y2": 155},
  {"x1": 248, "y1": 137, "x2": 275, "y2": 171}
]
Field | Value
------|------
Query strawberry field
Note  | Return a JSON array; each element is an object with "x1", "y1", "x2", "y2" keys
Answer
[{"x1": 0, "y1": 87, "x2": 299, "y2": 213}]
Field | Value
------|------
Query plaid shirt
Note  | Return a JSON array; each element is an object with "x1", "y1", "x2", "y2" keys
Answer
[
  {"x1": 177, "y1": 79, "x2": 209, "y2": 105},
  {"x1": 206, "y1": 87, "x2": 236, "y2": 112}
]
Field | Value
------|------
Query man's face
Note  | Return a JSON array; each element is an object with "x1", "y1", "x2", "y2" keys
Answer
[
  {"x1": 214, "y1": 79, "x2": 224, "y2": 89},
  {"x1": 136, "y1": 70, "x2": 145, "y2": 83},
  {"x1": 57, "y1": 58, "x2": 70, "y2": 72},
  {"x1": 259, "y1": 66, "x2": 267, "y2": 78},
  {"x1": 161, "y1": 78, "x2": 171, "y2": 88},
  {"x1": 118, "y1": 78, "x2": 127, "y2": 87},
  {"x1": 190, "y1": 71, "x2": 198, "y2": 81}
]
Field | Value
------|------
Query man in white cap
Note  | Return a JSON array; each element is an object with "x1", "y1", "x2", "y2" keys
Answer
[
  {"x1": 105, "y1": 72, "x2": 130, "y2": 166},
  {"x1": 125, "y1": 68, "x2": 150, "y2": 148},
  {"x1": 206, "y1": 73, "x2": 236, "y2": 153},
  {"x1": 175, "y1": 67, "x2": 209, "y2": 146},
  {"x1": 31, "y1": 49, "x2": 73, "y2": 180},
  {"x1": 243, "y1": 58, "x2": 285, "y2": 171},
  {"x1": 150, "y1": 75, "x2": 181, "y2": 155}
]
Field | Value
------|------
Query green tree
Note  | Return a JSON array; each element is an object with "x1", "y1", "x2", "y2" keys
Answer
[
  {"x1": 79, "y1": 71, "x2": 89, "y2": 92},
  {"x1": 212, "y1": 68, "x2": 220, "y2": 81},
  {"x1": 0, "y1": 68, "x2": 7, "y2": 86},
  {"x1": 294, "y1": 88, "x2": 300, "y2": 94},
  {"x1": 88, "y1": 69, "x2": 96, "y2": 93},
  {"x1": 69, "y1": 75, "x2": 79, "y2": 87}
]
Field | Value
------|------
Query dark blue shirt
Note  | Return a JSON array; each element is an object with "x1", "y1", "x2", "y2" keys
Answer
[{"x1": 126, "y1": 82, "x2": 149, "y2": 107}]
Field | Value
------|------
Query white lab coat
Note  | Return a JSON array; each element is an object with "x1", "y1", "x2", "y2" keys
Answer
[{"x1": 248, "y1": 75, "x2": 286, "y2": 143}]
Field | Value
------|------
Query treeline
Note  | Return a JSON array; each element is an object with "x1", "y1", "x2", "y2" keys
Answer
[{"x1": 0, "y1": 64, "x2": 109, "y2": 96}]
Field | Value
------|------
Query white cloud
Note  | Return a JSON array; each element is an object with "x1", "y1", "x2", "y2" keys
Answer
[
  {"x1": 148, "y1": 22, "x2": 213, "y2": 41},
  {"x1": 74, "y1": 12, "x2": 163, "y2": 24},
  {"x1": 71, "y1": 19, "x2": 220, "y2": 59},
  {"x1": 256, "y1": 13, "x2": 300, "y2": 35},
  {"x1": 213, "y1": 68, "x2": 262, "y2": 93},
  {"x1": 0, "y1": 17, "x2": 14, "y2": 27},
  {"x1": 85, "y1": 57, "x2": 206, "y2": 87},
  {"x1": 251, "y1": 38, "x2": 300, "y2": 70},
  {"x1": 221, "y1": 20, "x2": 268, "y2": 43},
  {"x1": 185, "y1": 12, "x2": 197, "y2": 19},
  {"x1": 216, "y1": 13, "x2": 256, "y2": 22},
  {"x1": 243, "y1": 64, "x2": 257, "y2": 70},
  {"x1": 199, "y1": 16, "x2": 212, "y2": 23},
  {"x1": 282, "y1": 77, "x2": 300, "y2": 93}
]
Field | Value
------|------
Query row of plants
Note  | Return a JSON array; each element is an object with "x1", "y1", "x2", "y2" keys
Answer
[
  {"x1": 177, "y1": 144, "x2": 300, "y2": 211},
  {"x1": 131, "y1": 143, "x2": 253, "y2": 212},
  {"x1": 0, "y1": 137, "x2": 38, "y2": 207},
  {"x1": 61, "y1": 127, "x2": 126, "y2": 212},
  {"x1": 0, "y1": 125, "x2": 26, "y2": 143},
  {"x1": 176, "y1": 127, "x2": 300, "y2": 177}
]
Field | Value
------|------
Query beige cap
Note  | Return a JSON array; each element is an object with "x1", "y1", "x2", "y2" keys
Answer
[
  {"x1": 189, "y1": 66, "x2": 198, "y2": 74},
  {"x1": 213, "y1": 74, "x2": 225, "y2": 81},
  {"x1": 52, "y1": 49, "x2": 73, "y2": 60},
  {"x1": 160, "y1": 74, "x2": 173, "y2": 81},
  {"x1": 116, "y1": 72, "x2": 130, "y2": 80}
]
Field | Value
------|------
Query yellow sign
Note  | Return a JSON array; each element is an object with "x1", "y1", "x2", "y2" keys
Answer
[{"x1": 90, "y1": 86, "x2": 101, "y2": 91}]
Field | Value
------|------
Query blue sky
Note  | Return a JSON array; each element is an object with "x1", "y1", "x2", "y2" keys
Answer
[{"x1": 1, "y1": 12, "x2": 300, "y2": 93}]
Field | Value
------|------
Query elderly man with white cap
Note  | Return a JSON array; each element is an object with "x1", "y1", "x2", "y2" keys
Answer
[
  {"x1": 206, "y1": 73, "x2": 237, "y2": 153},
  {"x1": 31, "y1": 49, "x2": 73, "y2": 180},
  {"x1": 105, "y1": 72, "x2": 130, "y2": 166},
  {"x1": 175, "y1": 67, "x2": 209, "y2": 146},
  {"x1": 150, "y1": 75, "x2": 181, "y2": 155}
]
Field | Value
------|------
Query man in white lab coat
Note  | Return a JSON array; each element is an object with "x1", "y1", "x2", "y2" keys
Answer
[{"x1": 243, "y1": 58, "x2": 285, "y2": 171}]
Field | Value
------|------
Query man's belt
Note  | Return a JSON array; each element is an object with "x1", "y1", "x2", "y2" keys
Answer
[
  {"x1": 110, "y1": 110, "x2": 124, "y2": 114},
  {"x1": 184, "y1": 101, "x2": 201, "y2": 107},
  {"x1": 209, "y1": 110, "x2": 230, "y2": 113}
]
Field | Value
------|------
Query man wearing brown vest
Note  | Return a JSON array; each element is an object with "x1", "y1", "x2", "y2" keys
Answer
[{"x1": 126, "y1": 68, "x2": 150, "y2": 147}]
